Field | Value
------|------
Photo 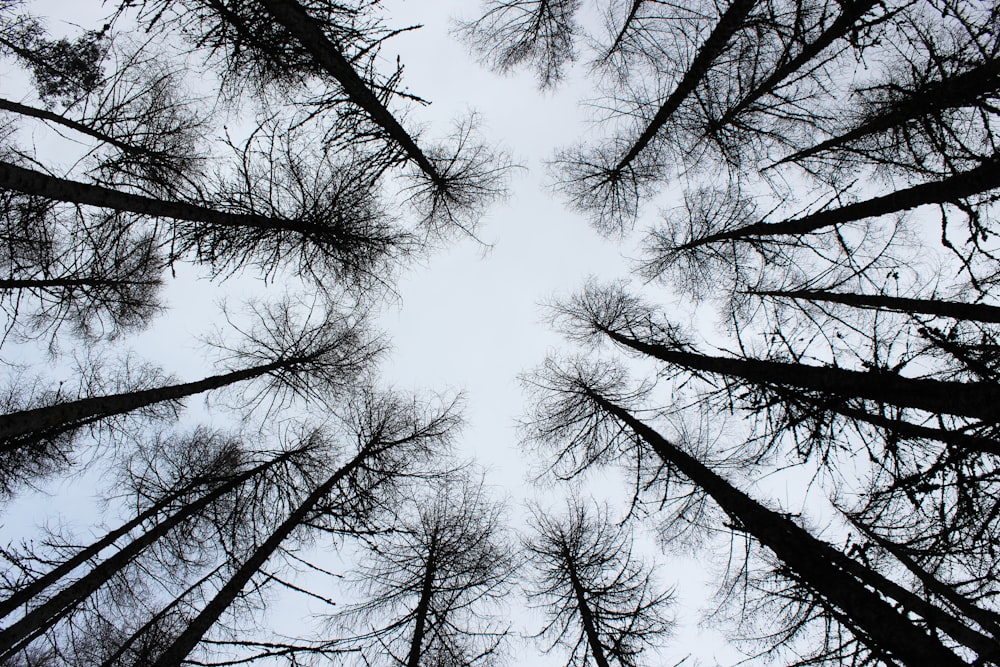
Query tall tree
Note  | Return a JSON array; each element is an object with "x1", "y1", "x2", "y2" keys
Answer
[
  {"x1": 332, "y1": 473, "x2": 515, "y2": 667},
  {"x1": 524, "y1": 498, "x2": 675, "y2": 666},
  {"x1": 523, "y1": 357, "x2": 997, "y2": 665}
]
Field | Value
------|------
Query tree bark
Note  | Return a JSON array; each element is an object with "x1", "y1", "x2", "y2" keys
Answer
[
  {"x1": 589, "y1": 391, "x2": 974, "y2": 667},
  {"x1": 0, "y1": 449, "x2": 297, "y2": 659},
  {"x1": 677, "y1": 156, "x2": 1000, "y2": 250},
  {"x1": 256, "y1": 0, "x2": 441, "y2": 185},
  {"x1": 613, "y1": 0, "x2": 759, "y2": 172},
  {"x1": 755, "y1": 288, "x2": 1000, "y2": 323},
  {"x1": 0, "y1": 356, "x2": 308, "y2": 450},
  {"x1": 602, "y1": 327, "x2": 1000, "y2": 421},
  {"x1": 405, "y1": 541, "x2": 437, "y2": 667}
]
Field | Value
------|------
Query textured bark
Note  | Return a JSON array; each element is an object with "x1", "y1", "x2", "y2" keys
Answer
[
  {"x1": 755, "y1": 288, "x2": 1000, "y2": 323},
  {"x1": 613, "y1": 0, "x2": 759, "y2": 171},
  {"x1": 677, "y1": 156, "x2": 1000, "y2": 250},
  {"x1": 256, "y1": 0, "x2": 441, "y2": 185},
  {"x1": 0, "y1": 449, "x2": 296, "y2": 659},
  {"x1": 602, "y1": 327, "x2": 1000, "y2": 421},
  {"x1": 590, "y1": 392, "x2": 972, "y2": 667}
]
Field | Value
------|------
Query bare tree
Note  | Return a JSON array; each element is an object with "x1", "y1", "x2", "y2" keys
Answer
[
  {"x1": 332, "y1": 473, "x2": 515, "y2": 667},
  {"x1": 524, "y1": 498, "x2": 674, "y2": 666}
]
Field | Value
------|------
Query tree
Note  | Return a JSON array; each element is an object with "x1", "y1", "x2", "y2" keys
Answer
[
  {"x1": 0, "y1": 297, "x2": 379, "y2": 494},
  {"x1": 332, "y1": 473, "x2": 515, "y2": 667},
  {"x1": 523, "y1": 357, "x2": 997, "y2": 665},
  {"x1": 524, "y1": 498, "x2": 674, "y2": 666},
  {"x1": 147, "y1": 387, "x2": 463, "y2": 667}
]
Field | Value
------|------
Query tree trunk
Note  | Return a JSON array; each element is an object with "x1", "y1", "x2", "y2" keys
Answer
[
  {"x1": 590, "y1": 392, "x2": 974, "y2": 667},
  {"x1": 256, "y1": 0, "x2": 441, "y2": 185},
  {"x1": 405, "y1": 543, "x2": 437, "y2": 667},
  {"x1": 149, "y1": 436, "x2": 383, "y2": 667},
  {"x1": 603, "y1": 0, "x2": 645, "y2": 60},
  {"x1": 0, "y1": 160, "x2": 333, "y2": 238},
  {"x1": 0, "y1": 97, "x2": 162, "y2": 160},
  {"x1": 711, "y1": 0, "x2": 880, "y2": 131},
  {"x1": 0, "y1": 277, "x2": 159, "y2": 290},
  {"x1": 564, "y1": 549, "x2": 611, "y2": 667},
  {"x1": 602, "y1": 327, "x2": 1000, "y2": 421},
  {"x1": 755, "y1": 288, "x2": 1000, "y2": 324},
  {"x1": 614, "y1": 0, "x2": 759, "y2": 172},
  {"x1": 678, "y1": 156, "x2": 1000, "y2": 251},
  {"x1": 776, "y1": 59, "x2": 1000, "y2": 165},
  {"x1": 0, "y1": 356, "x2": 306, "y2": 451},
  {"x1": 0, "y1": 448, "x2": 297, "y2": 659}
]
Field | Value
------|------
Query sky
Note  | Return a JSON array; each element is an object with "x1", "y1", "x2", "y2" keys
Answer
[{"x1": 0, "y1": 0, "x2": 781, "y2": 664}]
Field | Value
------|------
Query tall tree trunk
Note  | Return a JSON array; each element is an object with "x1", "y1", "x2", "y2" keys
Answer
[
  {"x1": 613, "y1": 0, "x2": 759, "y2": 172},
  {"x1": 775, "y1": 59, "x2": 1000, "y2": 165},
  {"x1": 149, "y1": 436, "x2": 385, "y2": 667},
  {"x1": 0, "y1": 355, "x2": 309, "y2": 450},
  {"x1": 589, "y1": 391, "x2": 977, "y2": 666},
  {"x1": 256, "y1": 0, "x2": 442, "y2": 186},
  {"x1": 0, "y1": 160, "x2": 335, "y2": 238},
  {"x1": 710, "y1": 0, "x2": 880, "y2": 131},
  {"x1": 602, "y1": 0, "x2": 645, "y2": 60},
  {"x1": 601, "y1": 327, "x2": 1000, "y2": 421},
  {"x1": 0, "y1": 277, "x2": 159, "y2": 290},
  {"x1": 0, "y1": 97, "x2": 163, "y2": 161},
  {"x1": 564, "y1": 549, "x2": 611, "y2": 667},
  {"x1": 0, "y1": 448, "x2": 297, "y2": 659},
  {"x1": 754, "y1": 288, "x2": 1000, "y2": 323},
  {"x1": 677, "y1": 155, "x2": 1000, "y2": 251},
  {"x1": 405, "y1": 542, "x2": 437, "y2": 667}
]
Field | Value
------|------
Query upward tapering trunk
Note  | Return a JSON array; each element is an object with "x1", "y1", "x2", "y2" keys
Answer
[
  {"x1": 0, "y1": 356, "x2": 305, "y2": 450},
  {"x1": 603, "y1": 0, "x2": 645, "y2": 60},
  {"x1": 0, "y1": 160, "x2": 334, "y2": 238},
  {"x1": 256, "y1": 0, "x2": 441, "y2": 185},
  {"x1": 755, "y1": 287, "x2": 1000, "y2": 324},
  {"x1": 150, "y1": 436, "x2": 386, "y2": 667},
  {"x1": 406, "y1": 542, "x2": 437, "y2": 667},
  {"x1": 0, "y1": 448, "x2": 298, "y2": 659},
  {"x1": 602, "y1": 327, "x2": 1000, "y2": 421},
  {"x1": 711, "y1": 0, "x2": 880, "y2": 131},
  {"x1": 613, "y1": 0, "x2": 759, "y2": 171},
  {"x1": 564, "y1": 550, "x2": 611, "y2": 667},
  {"x1": 678, "y1": 156, "x2": 1000, "y2": 251},
  {"x1": 776, "y1": 59, "x2": 1000, "y2": 165},
  {"x1": 590, "y1": 392, "x2": 975, "y2": 667}
]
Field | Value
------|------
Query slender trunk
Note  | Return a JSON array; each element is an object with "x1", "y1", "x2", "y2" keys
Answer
[
  {"x1": 754, "y1": 288, "x2": 1000, "y2": 324},
  {"x1": 0, "y1": 484, "x2": 192, "y2": 620},
  {"x1": 256, "y1": 0, "x2": 441, "y2": 185},
  {"x1": 603, "y1": 0, "x2": 645, "y2": 60},
  {"x1": 613, "y1": 0, "x2": 759, "y2": 172},
  {"x1": 590, "y1": 392, "x2": 972, "y2": 667},
  {"x1": 0, "y1": 160, "x2": 332, "y2": 237},
  {"x1": 0, "y1": 97, "x2": 162, "y2": 160},
  {"x1": 0, "y1": 356, "x2": 305, "y2": 449},
  {"x1": 0, "y1": 277, "x2": 159, "y2": 290},
  {"x1": 564, "y1": 549, "x2": 611, "y2": 667},
  {"x1": 711, "y1": 0, "x2": 879, "y2": 131},
  {"x1": 776, "y1": 59, "x2": 1000, "y2": 165},
  {"x1": 602, "y1": 327, "x2": 1000, "y2": 421},
  {"x1": 99, "y1": 565, "x2": 223, "y2": 667},
  {"x1": 0, "y1": 449, "x2": 296, "y2": 659},
  {"x1": 405, "y1": 542, "x2": 437, "y2": 667},
  {"x1": 847, "y1": 516, "x2": 1000, "y2": 640},
  {"x1": 149, "y1": 437, "x2": 383, "y2": 667},
  {"x1": 678, "y1": 156, "x2": 1000, "y2": 251}
]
